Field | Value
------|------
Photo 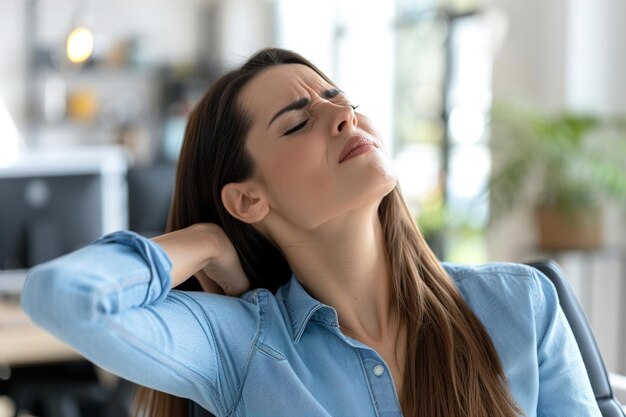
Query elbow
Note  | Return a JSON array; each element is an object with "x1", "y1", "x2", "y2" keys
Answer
[
  {"x1": 21, "y1": 262, "x2": 97, "y2": 332},
  {"x1": 21, "y1": 263, "x2": 54, "y2": 324}
]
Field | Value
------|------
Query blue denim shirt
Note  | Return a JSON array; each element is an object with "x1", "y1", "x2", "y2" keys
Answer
[{"x1": 21, "y1": 230, "x2": 601, "y2": 417}]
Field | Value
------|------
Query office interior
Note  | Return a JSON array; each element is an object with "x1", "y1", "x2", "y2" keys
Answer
[{"x1": 1, "y1": 0, "x2": 626, "y2": 415}]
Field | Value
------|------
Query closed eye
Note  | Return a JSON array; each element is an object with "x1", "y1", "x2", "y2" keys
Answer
[{"x1": 284, "y1": 120, "x2": 308, "y2": 135}]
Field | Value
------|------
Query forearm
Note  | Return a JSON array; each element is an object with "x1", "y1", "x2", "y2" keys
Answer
[
  {"x1": 151, "y1": 224, "x2": 218, "y2": 288},
  {"x1": 153, "y1": 223, "x2": 251, "y2": 296}
]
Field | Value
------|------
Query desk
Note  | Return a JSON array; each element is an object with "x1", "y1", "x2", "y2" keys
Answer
[
  {"x1": 0, "y1": 270, "x2": 82, "y2": 366},
  {"x1": 0, "y1": 300, "x2": 81, "y2": 366},
  {"x1": 0, "y1": 300, "x2": 130, "y2": 417}
]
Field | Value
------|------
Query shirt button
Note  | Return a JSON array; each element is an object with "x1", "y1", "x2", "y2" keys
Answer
[{"x1": 373, "y1": 364, "x2": 385, "y2": 376}]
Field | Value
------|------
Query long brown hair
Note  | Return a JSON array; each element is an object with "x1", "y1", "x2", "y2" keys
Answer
[{"x1": 131, "y1": 48, "x2": 523, "y2": 417}]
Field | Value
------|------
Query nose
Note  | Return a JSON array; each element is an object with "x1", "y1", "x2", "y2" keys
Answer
[{"x1": 330, "y1": 103, "x2": 357, "y2": 136}]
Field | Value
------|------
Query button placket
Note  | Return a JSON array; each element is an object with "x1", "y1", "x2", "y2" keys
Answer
[{"x1": 360, "y1": 351, "x2": 402, "y2": 416}]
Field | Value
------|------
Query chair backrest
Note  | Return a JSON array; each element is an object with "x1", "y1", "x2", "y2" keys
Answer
[
  {"x1": 187, "y1": 401, "x2": 215, "y2": 417},
  {"x1": 527, "y1": 260, "x2": 626, "y2": 417},
  {"x1": 186, "y1": 260, "x2": 626, "y2": 417}
]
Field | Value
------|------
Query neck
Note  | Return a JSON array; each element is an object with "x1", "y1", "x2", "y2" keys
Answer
[{"x1": 271, "y1": 204, "x2": 397, "y2": 343}]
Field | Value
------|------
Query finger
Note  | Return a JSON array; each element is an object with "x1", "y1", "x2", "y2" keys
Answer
[
  {"x1": 201, "y1": 265, "x2": 251, "y2": 296},
  {"x1": 194, "y1": 270, "x2": 226, "y2": 295},
  {"x1": 220, "y1": 277, "x2": 250, "y2": 296}
]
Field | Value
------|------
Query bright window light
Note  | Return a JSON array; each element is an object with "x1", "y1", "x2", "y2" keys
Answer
[
  {"x1": 448, "y1": 105, "x2": 485, "y2": 145},
  {"x1": 0, "y1": 98, "x2": 21, "y2": 168}
]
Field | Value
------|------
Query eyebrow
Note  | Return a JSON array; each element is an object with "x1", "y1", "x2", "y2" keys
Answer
[
  {"x1": 266, "y1": 88, "x2": 343, "y2": 130},
  {"x1": 267, "y1": 97, "x2": 309, "y2": 129}
]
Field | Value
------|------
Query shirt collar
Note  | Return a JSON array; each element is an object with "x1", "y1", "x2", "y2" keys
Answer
[{"x1": 281, "y1": 273, "x2": 339, "y2": 344}]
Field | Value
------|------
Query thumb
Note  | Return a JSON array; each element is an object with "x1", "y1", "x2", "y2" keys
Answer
[{"x1": 194, "y1": 270, "x2": 226, "y2": 295}]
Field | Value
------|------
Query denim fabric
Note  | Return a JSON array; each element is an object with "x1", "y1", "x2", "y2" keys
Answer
[{"x1": 21, "y1": 230, "x2": 601, "y2": 417}]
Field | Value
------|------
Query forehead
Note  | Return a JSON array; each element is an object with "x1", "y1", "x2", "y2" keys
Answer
[{"x1": 239, "y1": 64, "x2": 333, "y2": 120}]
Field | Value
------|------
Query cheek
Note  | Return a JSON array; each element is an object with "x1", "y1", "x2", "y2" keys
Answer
[
  {"x1": 260, "y1": 140, "x2": 336, "y2": 216},
  {"x1": 357, "y1": 115, "x2": 383, "y2": 145},
  {"x1": 265, "y1": 139, "x2": 332, "y2": 188}
]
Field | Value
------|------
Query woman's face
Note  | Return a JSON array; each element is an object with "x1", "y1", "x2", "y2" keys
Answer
[{"x1": 236, "y1": 63, "x2": 397, "y2": 230}]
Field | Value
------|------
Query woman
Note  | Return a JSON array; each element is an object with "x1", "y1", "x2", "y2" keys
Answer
[{"x1": 21, "y1": 48, "x2": 600, "y2": 417}]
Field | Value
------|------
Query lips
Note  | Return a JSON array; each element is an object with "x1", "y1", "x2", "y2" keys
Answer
[{"x1": 339, "y1": 135, "x2": 377, "y2": 163}]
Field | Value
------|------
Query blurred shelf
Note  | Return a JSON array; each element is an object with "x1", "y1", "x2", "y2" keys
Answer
[{"x1": 0, "y1": 145, "x2": 130, "y2": 178}]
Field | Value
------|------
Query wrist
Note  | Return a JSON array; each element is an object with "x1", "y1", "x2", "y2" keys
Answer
[
  {"x1": 189, "y1": 223, "x2": 224, "y2": 267},
  {"x1": 151, "y1": 224, "x2": 221, "y2": 288}
]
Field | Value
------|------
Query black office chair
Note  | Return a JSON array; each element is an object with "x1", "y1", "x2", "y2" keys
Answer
[
  {"x1": 187, "y1": 401, "x2": 214, "y2": 417},
  {"x1": 186, "y1": 260, "x2": 626, "y2": 417},
  {"x1": 527, "y1": 260, "x2": 625, "y2": 417}
]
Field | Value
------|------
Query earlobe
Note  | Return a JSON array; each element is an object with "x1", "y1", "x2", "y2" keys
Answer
[{"x1": 221, "y1": 183, "x2": 269, "y2": 224}]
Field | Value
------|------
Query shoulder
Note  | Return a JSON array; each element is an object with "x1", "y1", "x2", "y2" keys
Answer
[
  {"x1": 239, "y1": 286, "x2": 278, "y2": 308},
  {"x1": 443, "y1": 261, "x2": 546, "y2": 291},
  {"x1": 239, "y1": 287, "x2": 287, "y2": 328},
  {"x1": 442, "y1": 262, "x2": 552, "y2": 315},
  {"x1": 443, "y1": 261, "x2": 537, "y2": 283}
]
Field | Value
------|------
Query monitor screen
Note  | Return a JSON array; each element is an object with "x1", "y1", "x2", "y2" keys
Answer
[
  {"x1": 0, "y1": 174, "x2": 103, "y2": 270},
  {"x1": 127, "y1": 162, "x2": 176, "y2": 238}
]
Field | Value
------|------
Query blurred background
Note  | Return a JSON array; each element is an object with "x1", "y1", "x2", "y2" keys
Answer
[{"x1": 1, "y1": 0, "x2": 626, "y2": 415}]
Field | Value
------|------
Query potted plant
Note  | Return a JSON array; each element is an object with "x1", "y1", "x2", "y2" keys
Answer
[{"x1": 488, "y1": 102, "x2": 626, "y2": 250}]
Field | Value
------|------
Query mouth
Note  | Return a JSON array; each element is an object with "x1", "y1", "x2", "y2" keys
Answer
[{"x1": 339, "y1": 135, "x2": 378, "y2": 164}]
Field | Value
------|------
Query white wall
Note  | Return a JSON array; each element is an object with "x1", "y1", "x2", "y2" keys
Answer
[
  {"x1": 0, "y1": 0, "x2": 27, "y2": 131},
  {"x1": 567, "y1": 0, "x2": 626, "y2": 115},
  {"x1": 214, "y1": 0, "x2": 276, "y2": 68}
]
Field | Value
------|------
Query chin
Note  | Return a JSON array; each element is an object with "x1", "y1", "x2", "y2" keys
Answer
[
  {"x1": 351, "y1": 164, "x2": 398, "y2": 211},
  {"x1": 369, "y1": 152, "x2": 398, "y2": 195},
  {"x1": 376, "y1": 172, "x2": 398, "y2": 201}
]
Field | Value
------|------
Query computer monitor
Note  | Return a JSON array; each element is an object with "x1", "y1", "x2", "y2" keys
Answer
[
  {"x1": 0, "y1": 174, "x2": 104, "y2": 269},
  {"x1": 0, "y1": 146, "x2": 128, "y2": 275}
]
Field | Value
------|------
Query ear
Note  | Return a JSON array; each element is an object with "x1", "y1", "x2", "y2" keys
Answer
[{"x1": 221, "y1": 182, "x2": 269, "y2": 224}]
